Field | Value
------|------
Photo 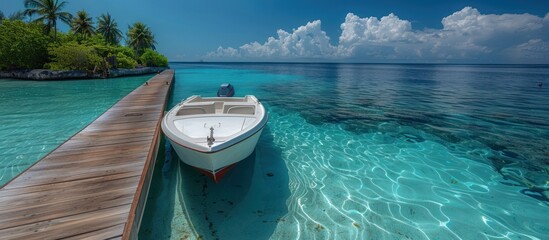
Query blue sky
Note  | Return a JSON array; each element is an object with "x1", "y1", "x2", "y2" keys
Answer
[{"x1": 1, "y1": 0, "x2": 549, "y2": 63}]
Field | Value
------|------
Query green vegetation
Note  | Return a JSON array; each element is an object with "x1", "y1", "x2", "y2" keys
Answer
[
  {"x1": 140, "y1": 49, "x2": 168, "y2": 67},
  {"x1": 0, "y1": 20, "x2": 50, "y2": 70},
  {"x1": 0, "y1": 0, "x2": 168, "y2": 74},
  {"x1": 46, "y1": 42, "x2": 101, "y2": 71}
]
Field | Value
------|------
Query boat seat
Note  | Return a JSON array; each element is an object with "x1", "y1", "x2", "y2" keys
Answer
[
  {"x1": 177, "y1": 101, "x2": 216, "y2": 116},
  {"x1": 223, "y1": 102, "x2": 256, "y2": 115}
]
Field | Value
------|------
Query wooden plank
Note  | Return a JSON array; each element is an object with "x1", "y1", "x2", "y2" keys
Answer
[
  {"x1": 0, "y1": 185, "x2": 136, "y2": 229},
  {"x1": 45, "y1": 142, "x2": 150, "y2": 159},
  {"x1": 0, "y1": 172, "x2": 138, "y2": 197},
  {"x1": 53, "y1": 137, "x2": 152, "y2": 152},
  {"x1": 0, "y1": 176, "x2": 141, "y2": 206},
  {"x1": 64, "y1": 223, "x2": 125, "y2": 240},
  {"x1": 0, "y1": 70, "x2": 174, "y2": 239},
  {"x1": 28, "y1": 152, "x2": 148, "y2": 171},
  {"x1": 0, "y1": 205, "x2": 131, "y2": 239},
  {"x1": 7, "y1": 161, "x2": 145, "y2": 188}
]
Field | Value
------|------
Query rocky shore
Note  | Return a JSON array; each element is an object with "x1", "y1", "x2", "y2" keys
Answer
[{"x1": 0, "y1": 67, "x2": 168, "y2": 80}]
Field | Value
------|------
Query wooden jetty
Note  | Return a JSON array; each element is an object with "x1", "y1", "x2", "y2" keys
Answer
[{"x1": 0, "y1": 70, "x2": 174, "y2": 239}]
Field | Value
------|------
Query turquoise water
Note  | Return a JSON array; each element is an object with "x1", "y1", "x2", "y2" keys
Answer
[
  {"x1": 140, "y1": 63, "x2": 549, "y2": 239},
  {"x1": 0, "y1": 75, "x2": 152, "y2": 186}
]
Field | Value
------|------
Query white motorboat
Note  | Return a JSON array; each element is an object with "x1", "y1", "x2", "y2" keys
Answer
[{"x1": 161, "y1": 95, "x2": 268, "y2": 182}]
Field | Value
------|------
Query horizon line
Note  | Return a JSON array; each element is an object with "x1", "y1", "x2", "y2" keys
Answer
[{"x1": 168, "y1": 61, "x2": 549, "y2": 66}]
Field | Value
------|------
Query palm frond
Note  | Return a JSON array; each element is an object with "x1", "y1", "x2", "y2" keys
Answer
[
  {"x1": 97, "y1": 13, "x2": 123, "y2": 45},
  {"x1": 24, "y1": 0, "x2": 71, "y2": 39}
]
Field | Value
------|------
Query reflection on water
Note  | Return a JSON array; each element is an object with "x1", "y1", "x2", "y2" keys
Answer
[
  {"x1": 140, "y1": 63, "x2": 549, "y2": 239},
  {"x1": 259, "y1": 64, "x2": 549, "y2": 203}
]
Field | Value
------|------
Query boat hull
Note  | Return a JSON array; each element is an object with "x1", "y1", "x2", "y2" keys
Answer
[{"x1": 167, "y1": 128, "x2": 264, "y2": 182}]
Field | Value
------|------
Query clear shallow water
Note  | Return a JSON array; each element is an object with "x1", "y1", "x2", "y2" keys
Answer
[
  {"x1": 140, "y1": 63, "x2": 549, "y2": 239},
  {"x1": 0, "y1": 75, "x2": 152, "y2": 186}
]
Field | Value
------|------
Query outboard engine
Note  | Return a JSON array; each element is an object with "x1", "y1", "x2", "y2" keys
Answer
[{"x1": 217, "y1": 83, "x2": 235, "y2": 97}]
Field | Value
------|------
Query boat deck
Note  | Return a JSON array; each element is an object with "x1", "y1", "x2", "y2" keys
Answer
[{"x1": 0, "y1": 70, "x2": 174, "y2": 239}]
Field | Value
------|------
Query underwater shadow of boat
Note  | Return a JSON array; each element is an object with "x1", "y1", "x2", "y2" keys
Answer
[{"x1": 176, "y1": 126, "x2": 290, "y2": 240}]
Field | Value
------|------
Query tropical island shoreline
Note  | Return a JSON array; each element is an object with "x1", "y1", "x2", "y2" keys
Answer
[
  {"x1": 1, "y1": 0, "x2": 168, "y2": 81},
  {"x1": 0, "y1": 66, "x2": 168, "y2": 80}
]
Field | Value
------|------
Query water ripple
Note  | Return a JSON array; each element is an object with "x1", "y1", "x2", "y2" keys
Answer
[{"x1": 266, "y1": 108, "x2": 548, "y2": 239}]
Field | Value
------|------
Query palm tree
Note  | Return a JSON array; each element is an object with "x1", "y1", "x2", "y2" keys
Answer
[
  {"x1": 97, "y1": 13, "x2": 122, "y2": 45},
  {"x1": 24, "y1": 0, "x2": 72, "y2": 40},
  {"x1": 127, "y1": 22, "x2": 156, "y2": 56},
  {"x1": 71, "y1": 10, "x2": 95, "y2": 38}
]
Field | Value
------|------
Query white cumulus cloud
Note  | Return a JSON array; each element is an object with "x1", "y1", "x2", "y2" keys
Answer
[
  {"x1": 337, "y1": 12, "x2": 420, "y2": 60},
  {"x1": 207, "y1": 7, "x2": 549, "y2": 63},
  {"x1": 435, "y1": 7, "x2": 546, "y2": 57},
  {"x1": 338, "y1": 13, "x2": 415, "y2": 54},
  {"x1": 208, "y1": 20, "x2": 336, "y2": 59}
]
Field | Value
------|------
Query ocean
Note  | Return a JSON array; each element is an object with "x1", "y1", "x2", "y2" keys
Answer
[{"x1": 139, "y1": 63, "x2": 549, "y2": 239}]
